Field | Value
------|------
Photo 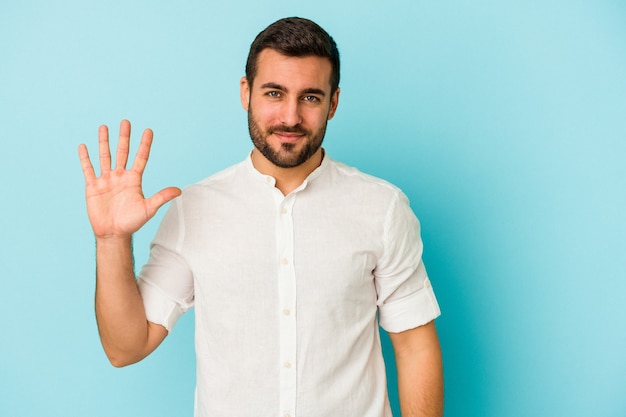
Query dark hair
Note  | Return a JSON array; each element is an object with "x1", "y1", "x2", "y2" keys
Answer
[{"x1": 245, "y1": 17, "x2": 340, "y2": 95}]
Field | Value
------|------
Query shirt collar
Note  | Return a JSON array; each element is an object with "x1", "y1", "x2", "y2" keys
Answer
[{"x1": 244, "y1": 149, "x2": 330, "y2": 191}]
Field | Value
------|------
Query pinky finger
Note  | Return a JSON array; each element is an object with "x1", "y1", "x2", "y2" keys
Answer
[{"x1": 78, "y1": 144, "x2": 97, "y2": 181}]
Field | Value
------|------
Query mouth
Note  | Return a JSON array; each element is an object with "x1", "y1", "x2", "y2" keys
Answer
[
  {"x1": 267, "y1": 124, "x2": 309, "y2": 144},
  {"x1": 273, "y1": 132, "x2": 304, "y2": 143}
]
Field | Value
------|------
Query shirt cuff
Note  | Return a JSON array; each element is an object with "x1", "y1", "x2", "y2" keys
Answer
[
  {"x1": 137, "y1": 278, "x2": 186, "y2": 332},
  {"x1": 378, "y1": 279, "x2": 441, "y2": 333}
]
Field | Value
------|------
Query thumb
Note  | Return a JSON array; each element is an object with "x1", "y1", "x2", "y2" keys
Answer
[{"x1": 145, "y1": 187, "x2": 182, "y2": 217}]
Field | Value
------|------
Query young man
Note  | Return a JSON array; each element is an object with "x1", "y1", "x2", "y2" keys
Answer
[{"x1": 79, "y1": 17, "x2": 443, "y2": 417}]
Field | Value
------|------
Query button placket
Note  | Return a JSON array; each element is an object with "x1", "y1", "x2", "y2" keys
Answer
[{"x1": 276, "y1": 195, "x2": 297, "y2": 416}]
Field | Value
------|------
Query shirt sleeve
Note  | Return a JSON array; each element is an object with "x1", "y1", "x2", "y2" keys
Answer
[
  {"x1": 375, "y1": 190, "x2": 441, "y2": 333},
  {"x1": 137, "y1": 197, "x2": 194, "y2": 332}
]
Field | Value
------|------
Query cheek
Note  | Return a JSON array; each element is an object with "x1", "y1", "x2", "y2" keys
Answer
[
  {"x1": 251, "y1": 102, "x2": 279, "y2": 124},
  {"x1": 307, "y1": 110, "x2": 330, "y2": 129}
]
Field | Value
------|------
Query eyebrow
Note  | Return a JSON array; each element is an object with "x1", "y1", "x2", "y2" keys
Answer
[{"x1": 260, "y1": 83, "x2": 326, "y2": 97}]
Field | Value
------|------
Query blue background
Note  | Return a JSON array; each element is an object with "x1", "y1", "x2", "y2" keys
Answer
[{"x1": 1, "y1": 1, "x2": 625, "y2": 416}]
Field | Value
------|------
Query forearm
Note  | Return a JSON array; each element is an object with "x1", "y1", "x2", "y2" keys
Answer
[
  {"x1": 391, "y1": 322, "x2": 444, "y2": 417},
  {"x1": 94, "y1": 236, "x2": 152, "y2": 367}
]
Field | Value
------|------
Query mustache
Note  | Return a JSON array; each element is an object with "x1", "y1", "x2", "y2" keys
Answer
[{"x1": 267, "y1": 125, "x2": 309, "y2": 135}]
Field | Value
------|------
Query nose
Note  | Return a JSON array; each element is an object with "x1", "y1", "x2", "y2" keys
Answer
[{"x1": 278, "y1": 98, "x2": 302, "y2": 127}]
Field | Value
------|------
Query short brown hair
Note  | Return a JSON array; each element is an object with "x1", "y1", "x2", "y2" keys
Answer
[{"x1": 245, "y1": 17, "x2": 340, "y2": 95}]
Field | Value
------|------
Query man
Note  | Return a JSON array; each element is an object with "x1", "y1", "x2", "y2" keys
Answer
[{"x1": 78, "y1": 17, "x2": 443, "y2": 417}]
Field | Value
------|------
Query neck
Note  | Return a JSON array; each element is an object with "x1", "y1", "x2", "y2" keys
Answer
[{"x1": 251, "y1": 148, "x2": 323, "y2": 195}]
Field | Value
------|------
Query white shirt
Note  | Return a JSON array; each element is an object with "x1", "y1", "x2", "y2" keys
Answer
[{"x1": 137, "y1": 153, "x2": 441, "y2": 417}]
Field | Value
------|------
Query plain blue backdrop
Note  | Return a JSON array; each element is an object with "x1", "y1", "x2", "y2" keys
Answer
[{"x1": 1, "y1": 1, "x2": 625, "y2": 416}]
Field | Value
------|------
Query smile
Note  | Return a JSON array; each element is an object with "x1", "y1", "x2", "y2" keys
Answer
[{"x1": 273, "y1": 132, "x2": 304, "y2": 143}]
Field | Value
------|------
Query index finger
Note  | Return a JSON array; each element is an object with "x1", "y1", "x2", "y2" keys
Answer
[{"x1": 130, "y1": 128, "x2": 154, "y2": 174}]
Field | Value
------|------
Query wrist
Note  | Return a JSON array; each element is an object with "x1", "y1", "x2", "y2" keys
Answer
[{"x1": 95, "y1": 234, "x2": 133, "y2": 246}]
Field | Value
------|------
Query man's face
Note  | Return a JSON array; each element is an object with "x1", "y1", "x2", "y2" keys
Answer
[{"x1": 240, "y1": 49, "x2": 339, "y2": 169}]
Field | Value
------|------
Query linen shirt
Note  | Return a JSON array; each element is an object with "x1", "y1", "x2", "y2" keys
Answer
[{"x1": 137, "y1": 153, "x2": 441, "y2": 417}]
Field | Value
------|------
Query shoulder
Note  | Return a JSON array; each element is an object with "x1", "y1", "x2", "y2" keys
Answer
[
  {"x1": 194, "y1": 159, "x2": 248, "y2": 187},
  {"x1": 323, "y1": 157, "x2": 406, "y2": 200},
  {"x1": 181, "y1": 159, "x2": 249, "y2": 197}
]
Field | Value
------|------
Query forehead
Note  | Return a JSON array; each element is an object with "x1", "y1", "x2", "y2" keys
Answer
[{"x1": 254, "y1": 49, "x2": 333, "y2": 92}]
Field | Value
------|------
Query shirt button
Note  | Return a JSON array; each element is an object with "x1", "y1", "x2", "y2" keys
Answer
[
  {"x1": 281, "y1": 207, "x2": 288, "y2": 215},
  {"x1": 281, "y1": 258, "x2": 289, "y2": 266},
  {"x1": 283, "y1": 309, "x2": 291, "y2": 316},
  {"x1": 425, "y1": 279, "x2": 432, "y2": 288},
  {"x1": 284, "y1": 413, "x2": 292, "y2": 417},
  {"x1": 283, "y1": 361, "x2": 292, "y2": 369}
]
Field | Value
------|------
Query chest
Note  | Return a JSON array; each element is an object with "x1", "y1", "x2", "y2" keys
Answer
[{"x1": 181, "y1": 190, "x2": 386, "y2": 312}]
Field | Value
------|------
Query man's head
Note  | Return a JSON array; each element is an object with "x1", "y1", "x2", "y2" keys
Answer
[
  {"x1": 245, "y1": 17, "x2": 340, "y2": 97},
  {"x1": 241, "y1": 18, "x2": 341, "y2": 170}
]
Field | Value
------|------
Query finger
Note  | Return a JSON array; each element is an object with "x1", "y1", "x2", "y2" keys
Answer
[
  {"x1": 145, "y1": 187, "x2": 182, "y2": 217},
  {"x1": 78, "y1": 144, "x2": 96, "y2": 181},
  {"x1": 98, "y1": 124, "x2": 112, "y2": 173},
  {"x1": 131, "y1": 128, "x2": 154, "y2": 174},
  {"x1": 115, "y1": 119, "x2": 131, "y2": 170}
]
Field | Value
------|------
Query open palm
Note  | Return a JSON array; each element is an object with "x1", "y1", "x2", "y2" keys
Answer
[{"x1": 78, "y1": 120, "x2": 181, "y2": 239}]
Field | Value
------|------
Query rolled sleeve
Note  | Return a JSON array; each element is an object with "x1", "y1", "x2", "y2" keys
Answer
[
  {"x1": 378, "y1": 263, "x2": 441, "y2": 332},
  {"x1": 137, "y1": 277, "x2": 188, "y2": 332},
  {"x1": 375, "y1": 191, "x2": 441, "y2": 332},
  {"x1": 137, "y1": 198, "x2": 194, "y2": 332}
]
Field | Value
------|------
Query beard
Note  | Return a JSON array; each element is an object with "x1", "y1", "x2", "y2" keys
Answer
[{"x1": 247, "y1": 105, "x2": 328, "y2": 169}]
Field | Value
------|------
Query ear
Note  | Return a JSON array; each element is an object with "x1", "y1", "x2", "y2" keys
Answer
[
  {"x1": 327, "y1": 87, "x2": 340, "y2": 120},
  {"x1": 240, "y1": 76, "x2": 250, "y2": 111}
]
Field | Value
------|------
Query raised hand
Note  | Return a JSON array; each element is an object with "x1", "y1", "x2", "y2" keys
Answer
[{"x1": 78, "y1": 120, "x2": 182, "y2": 239}]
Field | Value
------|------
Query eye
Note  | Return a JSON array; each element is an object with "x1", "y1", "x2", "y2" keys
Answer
[
  {"x1": 267, "y1": 91, "x2": 281, "y2": 98},
  {"x1": 302, "y1": 95, "x2": 320, "y2": 103}
]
